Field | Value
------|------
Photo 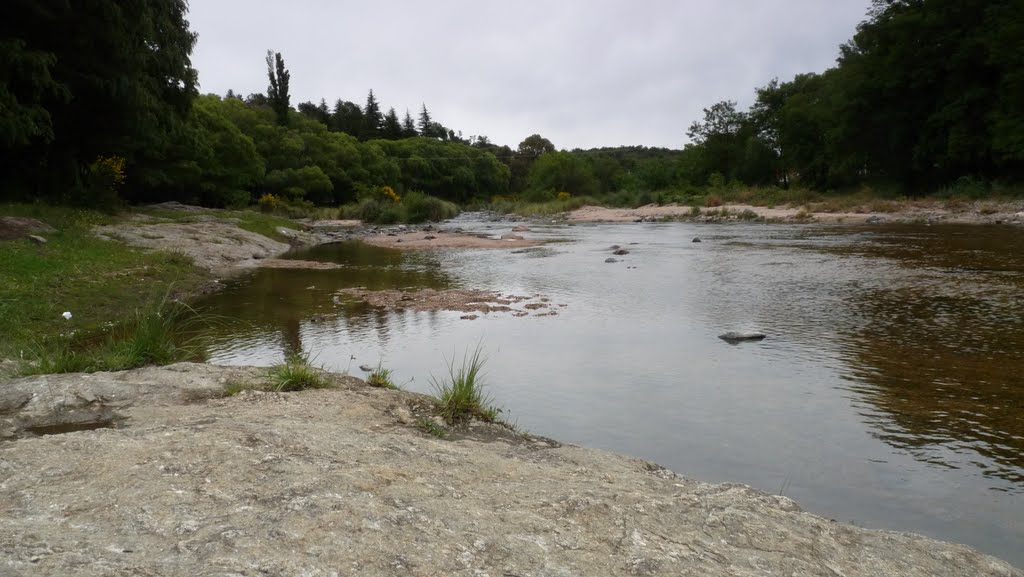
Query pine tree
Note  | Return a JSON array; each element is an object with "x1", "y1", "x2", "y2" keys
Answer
[
  {"x1": 402, "y1": 108, "x2": 418, "y2": 137},
  {"x1": 265, "y1": 50, "x2": 290, "y2": 125},
  {"x1": 381, "y1": 107, "x2": 403, "y2": 140},
  {"x1": 360, "y1": 89, "x2": 382, "y2": 140}
]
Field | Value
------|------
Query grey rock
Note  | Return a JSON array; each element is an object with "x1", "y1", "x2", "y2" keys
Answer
[
  {"x1": 605, "y1": 257, "x2": 618, "y2": 263},
  {"x1": 692, "y1": 237, "x2": 702, "y2": 243},
  {"x1": 719, "y1": 331, "x2": 767, "y2": 343},
  {"x1": 866, "y1": 216, "x2": 885, "y2": 224},
  {"x1": 0, "y1": 363, "x2": 1018, "y2": 577},
  {"x1": 500, "y1": 233, "x2": 525, "y2": 240},
  {"x1": 27, "y1": 234, "x2": 47, "y2": 245},
  {"x1": 613, "y1": 249, "x2": 630, "y2": 256}
]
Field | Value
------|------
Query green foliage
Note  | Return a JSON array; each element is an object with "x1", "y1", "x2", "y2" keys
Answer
[
  {"x1": 402, "y1": 190, "x2": 460, "y2": 223},
  {"x1": 1, "y1": 0, "x2": 199, "y2": 204},
  {"x1": 268, "y1": 352, "x2": 329, "y2": 392},
  {"x1": 430, "y1": 344, "x2": 498, "y2": 424},
  {"x1": 265, "y1": 165, "x2": 333, "y2": 202}
]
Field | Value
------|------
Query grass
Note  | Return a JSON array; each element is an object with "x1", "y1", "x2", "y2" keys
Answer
[
  {"x1": 19, "y1": 297, "x2": 206, "y2": 375},
  {"x1": 0, "y1": 203, "x2": 209, "y2": 360},
  {"x1": 429, "y1": 344, "x2": 499, "y2": 424},
  {"x1": 367, "y1": 362, "x2": 400, "y2": 390},
  {"x1": 267, "y1": 352, "x2": 330, "y2": 392}
]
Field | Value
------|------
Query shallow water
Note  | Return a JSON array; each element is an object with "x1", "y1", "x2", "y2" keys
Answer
[{"x1": 195, "y1": 217, "x2": 1024, "y2": 567}]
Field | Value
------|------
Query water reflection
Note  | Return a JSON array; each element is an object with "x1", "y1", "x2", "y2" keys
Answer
[
  {"x1": 194, "y1": 241, "x2": 453, "y2": 358},
  {"x1": 826, "y1": 226, "x2": 1024, "y2": 488}
]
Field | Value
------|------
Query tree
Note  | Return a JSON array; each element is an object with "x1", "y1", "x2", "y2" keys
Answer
[
  {"x1": 417, "y1": 104, "x2": 433, "y2": 136},
  {"x1": 330, "y1": 100, "x2": 362, "y2": 136},
  {"x1": 381, "y1": 107, "x2": 403, "y2": 140},
  {"x1": 297, "y1": 99, "x2": 330, "y2": 126},
  {"x1": 402, "y1": 109, "x2": 417, "y2": 138},
  {"x1": 360, "y1": 89, "x2": 382, "y2": 140},
  {"x1": 0, "y1": 0, "x2": 199, "y2": 203},
  {"x1": 686, "y1": 101, "x2": 749, "y2": 182},
  {"x1": 265, "y1": 50, "x2": 290, "y2": 126}
]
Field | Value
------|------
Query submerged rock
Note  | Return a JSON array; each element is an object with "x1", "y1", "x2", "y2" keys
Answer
[
  {"x1": 0, "y1": 363, "x2": 1017, "y2": 577},
  {"x1": 719, "y1": 331, "x2": 767, "y2": 343}
]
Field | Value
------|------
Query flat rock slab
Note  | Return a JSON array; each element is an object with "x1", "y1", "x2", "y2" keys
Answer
[
  {"x1": 93, "y1": 222, "x2": 290, "y2": 273},
  {"x1": 0, "y1": 363, "x2": 1018, "y2": 576}
]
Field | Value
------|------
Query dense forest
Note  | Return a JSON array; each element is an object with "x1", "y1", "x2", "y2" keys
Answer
[{"x1": 2, "y1": 0, "x2": 1021, "y2": 211}]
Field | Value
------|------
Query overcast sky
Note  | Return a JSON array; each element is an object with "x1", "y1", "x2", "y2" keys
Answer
[{"x1": 187, "y1": 1, "x2": 870, "y2": 151}]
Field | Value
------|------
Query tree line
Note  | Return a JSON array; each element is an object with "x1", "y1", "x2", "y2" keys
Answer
[{"x1": 2, "y1": 0, "x2": 1021, "y2": 211}]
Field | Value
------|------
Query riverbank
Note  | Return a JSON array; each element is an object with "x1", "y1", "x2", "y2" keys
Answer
[
  {"x1": 567, "y1": 199, "x2": 1024, "y2": 225},
  {"x1": 1, "y1": 362, "x2": 1019, "y2": 576}
]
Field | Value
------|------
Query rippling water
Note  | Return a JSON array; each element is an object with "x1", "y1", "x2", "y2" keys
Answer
[{"x1": 194, "y1": 217, "x2": 1024, "y2": 566}]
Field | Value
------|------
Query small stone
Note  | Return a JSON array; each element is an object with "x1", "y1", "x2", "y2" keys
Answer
[
  {"x1": 692, "y1": 238, "x2": 701, "y2": 243},
  {"x1": 395, "y1": 407, "x2": 413, "y2": 424},
  {"x1": 613, "y1": 249, "x2": 629, "y2": 256},
  {"x1": 605, "y1": 258, "x2": 618, "y2": 263},
  {"x1": 28, "y1": 235, "x2": 47, "y2": 245},
  {"x1": 460, "y1": 314, "x2": 479, "y2": 320},
  {"x1": 423, "y1": 235, "x2": 436, "y2": 240}
]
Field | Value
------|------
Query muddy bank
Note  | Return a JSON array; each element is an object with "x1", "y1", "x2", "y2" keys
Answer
[
  {"x1": 569, "y1": 201, "x2": 1024, "y2": 225},
  {"x1": 0, "y1": 363, "x2": 1018, "y2": 576}
]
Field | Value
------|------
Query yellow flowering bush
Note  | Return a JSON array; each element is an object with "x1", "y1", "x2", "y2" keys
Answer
[
  {"x1": 85, "y1": 154, "x2": 127, "y2": 209},
  {"x1": 556, "y1": 191, "x2": 572, "y2": 201},
  {"x1": 380, "y1": 185, "x2": 401, "y2": 203},
  {"x1": 258, "y1": 193, "x2": 280, "y2": 213}
]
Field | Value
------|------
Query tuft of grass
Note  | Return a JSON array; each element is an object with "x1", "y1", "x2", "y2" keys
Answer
[
  {"x1": 367, "y1": 362, "x2": 400, "y2": 390},
  {"x1": 416, "y1": 417, "x2": 448, "y2": 439},
  {"x1": 223, "y1": 380, "x2": 260, "y2": 396},
  {"x1": 268, "y1": 352, "x2": 329, "y2": 392},
  {"x1": 429, "y1": 344, "x2": 498, "y2": 424}
]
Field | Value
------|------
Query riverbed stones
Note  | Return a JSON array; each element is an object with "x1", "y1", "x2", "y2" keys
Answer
[{"x1": 0, "y1": 363, "x2": 1018, "y2": 577}]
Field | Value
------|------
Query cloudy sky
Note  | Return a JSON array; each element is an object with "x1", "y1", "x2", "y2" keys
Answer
[{"x1": 187, "y1": 1, "x2": 870, "y2": 151}]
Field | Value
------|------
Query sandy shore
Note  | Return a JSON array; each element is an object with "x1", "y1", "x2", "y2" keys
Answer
[{"x1": 568, "y1": 201, "x2": 1024, "y2": 225}]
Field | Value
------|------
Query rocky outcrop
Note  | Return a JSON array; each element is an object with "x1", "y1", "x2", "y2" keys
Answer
[{"x1": 0, "y1": 364, "x2": 1019, "y2": 576}]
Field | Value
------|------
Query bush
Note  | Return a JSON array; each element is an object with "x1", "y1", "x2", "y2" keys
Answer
[{"x1": 403, "y1": 191, "x2": 459, "y2": 223}]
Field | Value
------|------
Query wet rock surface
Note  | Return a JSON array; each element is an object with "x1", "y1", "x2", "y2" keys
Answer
[{"x1": 0, "y1": 363, "x2": 1018, "y2": 576}]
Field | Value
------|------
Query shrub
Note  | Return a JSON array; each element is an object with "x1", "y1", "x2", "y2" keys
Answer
[
  {"x1": 258, "y1": 193, "x2": 279, "y2": 213},
  {"x1": 403, "y1": 191, "x2": 459, "y2": 223}
]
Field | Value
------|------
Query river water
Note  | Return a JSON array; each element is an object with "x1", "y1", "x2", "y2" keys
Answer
[{"x1": 195, "y1": 216, "x2": 1024, "y2": 566}]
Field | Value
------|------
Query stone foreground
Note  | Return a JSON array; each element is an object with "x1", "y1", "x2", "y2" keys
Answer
[{"x1": 1, "y1": 363, "x2": 1020, "y2": 577}]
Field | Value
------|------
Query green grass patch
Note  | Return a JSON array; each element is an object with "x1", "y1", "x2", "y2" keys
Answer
[
  {"x1": 268, "y1": 352, "x2": 330, "y2": 392},
  {"x1": 19, "y1": 297, "x2": 207, "y2": 375},
  {"x1": 0, "y1": 203, "x2": 209, "y2": 359},
  {"x1": 430, "y1": 344, "x2": 499, "y2": 424}
]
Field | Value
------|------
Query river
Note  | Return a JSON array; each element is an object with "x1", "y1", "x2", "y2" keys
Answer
[{"x1": 194, "y1": 215, "x2": 1024, "y2": 566}]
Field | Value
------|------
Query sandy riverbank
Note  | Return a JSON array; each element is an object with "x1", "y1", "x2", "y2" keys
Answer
[{"x1": 568, "y1": 201, "x2": 1024, "y2": 225}]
